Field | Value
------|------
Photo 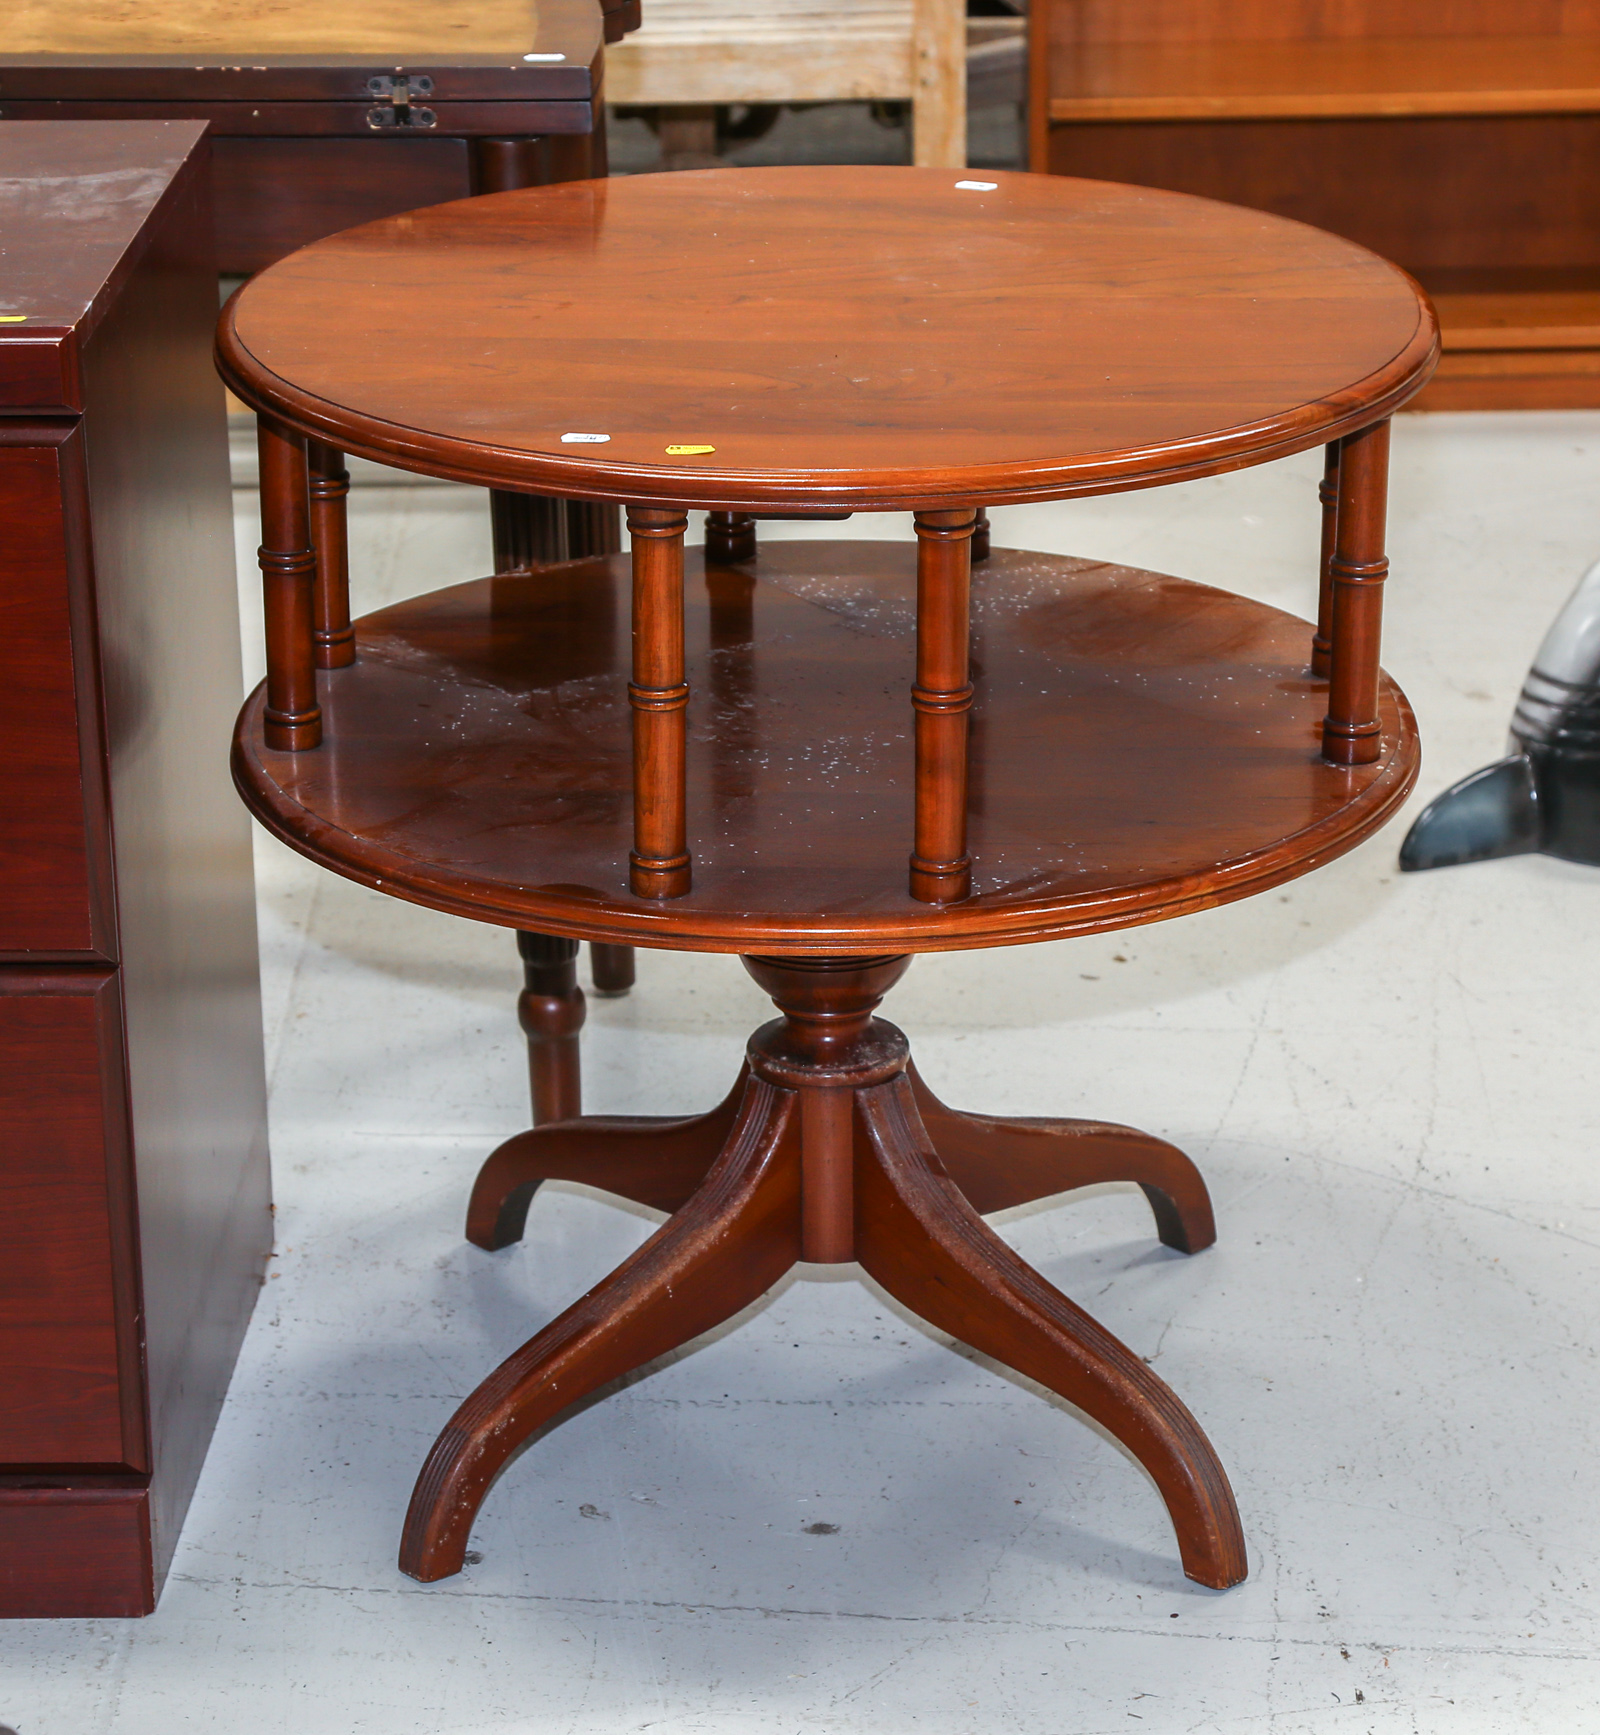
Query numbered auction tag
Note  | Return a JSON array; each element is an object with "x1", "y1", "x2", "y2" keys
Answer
[
  {"x1": 561, "y1": 432, "x2": 610, "y2": 443},
  {"x1": 666, "y1": 445, "x2": 716, "y2": 456}
]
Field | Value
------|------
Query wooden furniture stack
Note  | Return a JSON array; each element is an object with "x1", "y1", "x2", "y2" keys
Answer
[
  {"x1": 219, "y1": 163, "x2": 1434, "y2": 1589},
  {"x1": 604, "y1": 0, "x2": 968, "y2": 167},
  {"x1": 0, "y1": 0, "x2": 626, "y2": 276},
  {"x1": 1030, "y1": 0, "x2": 1600, "y2": 409},
  {"x1": 0, "y1": 121, "x2": 271, "y2": 1619}
]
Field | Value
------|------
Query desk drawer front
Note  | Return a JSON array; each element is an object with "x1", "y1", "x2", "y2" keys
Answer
[
  {"x1": 0, "y1": 974, "x2": 144, "y2": 1469},
  {"x1": 0, "y1": 439, "x2": 100, "y2": 956}
]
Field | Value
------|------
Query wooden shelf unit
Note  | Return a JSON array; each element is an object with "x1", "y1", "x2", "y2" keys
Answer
[{"x1": 1030, "y1": 3, "x2": 1600, "y2": 409}]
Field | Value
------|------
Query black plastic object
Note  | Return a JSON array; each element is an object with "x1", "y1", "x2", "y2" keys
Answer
[{"x1": 1402, "y1": 557, "x2": 1600, "y2": 872}]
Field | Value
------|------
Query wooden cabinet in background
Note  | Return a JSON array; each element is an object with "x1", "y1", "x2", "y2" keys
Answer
[
  {"x1": 0, "y1": 0, "x2": 628, "y2": 277},
  {"x1": 0, "y1": 120, "x2": 271, "y2": 1618},
  {"x1": 1030, "y1": 1, "x2": 1600, "y2": 409}
]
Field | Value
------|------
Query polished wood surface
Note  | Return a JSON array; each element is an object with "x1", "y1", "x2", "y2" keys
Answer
[
  {"x1": 0, "y1": 123, "x2": 270, "y2": 1619},
  {"x1": 219, "y1": 166, "x2": 1437, "y2": 511},
  {"x1": 233, "y1": 542, "x2": 1418, "y2": 953},
  {"x1": 1047, "y1": 36, "x2": 1600, "y2": 122},
  {"x1": 405, "y1": 953, "x2": 1247, "y2": 1589},
  {"x1": 0, "y1": 975, "x2": 141, "y2": 1466},
  {"x1": 0, "y1": 436, "x2": 105, "y2": 954}
]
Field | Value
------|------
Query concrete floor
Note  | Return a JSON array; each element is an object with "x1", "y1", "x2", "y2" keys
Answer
[{"x1": 7, "y1": 411, "x2": 1600, "y2": 1732}]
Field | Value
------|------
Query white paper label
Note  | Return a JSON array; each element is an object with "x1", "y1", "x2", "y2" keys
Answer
[
  {"x1": 523, "y1": 51, "x2": 567, "y2": 60},
  {"x1": 560, "y1": 432, "x2": 610, "y2": 444},
  {"x1": 955, "y1": 180, "x2": 998, "y2": 191}
]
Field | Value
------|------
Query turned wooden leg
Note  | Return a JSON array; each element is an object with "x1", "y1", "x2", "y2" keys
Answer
[
  {"x1": 706, "y1": 510, "x2": 756, "y2": 563},
  {"x1": 907, "y1": 1065, "x2": 1215, "y2": 1254},
  {"x1": 909, "y1": 508, "x2": 976, "y2": 903},
  {"x1": 1321, "y1": 418, "x2": 1390, "y2": 766},
  {"x1": 1311, "y1": 440, "x2": 1339, "y2": 678},
  {"x1": 256, "y1": 417, "x2": 321, "y2": 752},
  {"x1": 589, "y1": 943, "x2": 636, "y2": 996},
  {"x1": 515, "y1": 932, "x2": 585, "y2": 1126},
  {"x1": 972, "y1": 506, "x2": 991, "y2": 563},
  {"x1": 401, "y1": 1073, "x2": 802, "y2": 1582},
  {"x1": 307, "y1": 439, "x2": 355, "y2": 669},
  {"x1": 854, "y1": 1072, "x2": 1246, "y2": 1590},
  {"x1": 466, "y1": 1066, "x2": 748, "y2": 1249}
]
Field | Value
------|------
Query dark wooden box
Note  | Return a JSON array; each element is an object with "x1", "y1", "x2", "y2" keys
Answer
[
  {"x1": 0, "y1": 0, "x2": 626, "y2": 275},
  {"x1": 0, "y1": 119, "x2": 271, "y2": 1618}
]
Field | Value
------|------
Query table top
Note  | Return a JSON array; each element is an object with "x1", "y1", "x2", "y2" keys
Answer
[
  {"x1": 233, "y1": 544, "x2": 1419, "y2": 952},
  {"x1": 0, "y1": 0, "x2": 603, "y2": 99},
  {"x1": 219, "y1": 165, "x2": 1439, "y2": 513}
]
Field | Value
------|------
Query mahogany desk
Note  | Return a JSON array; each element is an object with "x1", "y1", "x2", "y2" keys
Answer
[
  {"x1": 219, "y1": 166, "x2": 1436, "y2": 1590},
  {"x1": 0, "y1": 0, "x2": 628, "y2": 277},
  {"x1": 0, "y1": 121, "x2": 270, "y2": 1618}
]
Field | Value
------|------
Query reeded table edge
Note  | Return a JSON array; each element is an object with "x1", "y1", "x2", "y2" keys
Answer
[
  {"x1": 231, "y1": 676, "x2": 1420, "y2": 956},
  {"x1": 215, "y1": 278, "x2": 1439, "y2": 513}
]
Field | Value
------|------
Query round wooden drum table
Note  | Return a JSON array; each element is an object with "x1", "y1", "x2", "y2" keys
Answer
[{"x1": 218, "y1": 165, "x2": 1437, "y2": 1591}]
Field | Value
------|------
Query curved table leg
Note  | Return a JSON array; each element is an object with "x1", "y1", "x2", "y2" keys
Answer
[
  {"x1": 907, "y1": 1065, "x2": 1215, "y2": 1254},
  {"x1": 854, "y1": 1074, "x2": 1246, "y2": 1590},
  {"x1": 402, "y1": 1075, "x2": 802, "y2": 1582},
  {"x1": 466, "y1": 1067, "x2": 750, "y2": 1249}
]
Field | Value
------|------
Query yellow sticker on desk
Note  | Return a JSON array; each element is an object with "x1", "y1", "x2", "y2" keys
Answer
[
  {"x1": 666, "y1": 444, "x2": 715, "y2": 455},
  {"x1": 0, "y1": 315, "x2": 27, "y2": 323}
]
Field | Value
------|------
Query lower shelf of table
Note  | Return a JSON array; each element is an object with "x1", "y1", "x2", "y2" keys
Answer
[{"x1": 233, "y1": 541, "x2": 1419, "y2": 952}]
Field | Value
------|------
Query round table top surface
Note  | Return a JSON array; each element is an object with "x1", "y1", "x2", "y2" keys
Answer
[{"x1": 219, "y1": 165, "x2": 1438, "y2": 512}]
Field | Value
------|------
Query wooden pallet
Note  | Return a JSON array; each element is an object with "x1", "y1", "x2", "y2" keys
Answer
[{"x1": 606, "y1": 0, "x2": 969, "y2": 166}]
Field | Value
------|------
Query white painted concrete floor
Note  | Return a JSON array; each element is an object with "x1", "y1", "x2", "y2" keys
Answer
[{"x1": 7, "y1": 412, "x2": 1600, "y2": 1733}]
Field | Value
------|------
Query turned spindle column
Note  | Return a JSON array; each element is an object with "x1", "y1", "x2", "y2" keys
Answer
[
  {"x1": 257, "y1": 418, "x2": 321, "y2": 751},
  {"x1": 516, "y1": 932, "x2": 585, "y2": 1124},
  {"x1": 627, "y1": 506, "x2": 692, "y2": 897},
  {"x1": 706, "y1": 510, "x2": 757, "y2": 563},
  {"x1": 1321, "y1": 419, "x2": 1390, "y2": 766},
  {"x1": 307, "y1": 439, "x2": 355, "y2": 669},
  {"x1": 909, "y1": 508, "x2": 977, "y2": 903},
  {"x1": 972, "y1": 506, "x2": 991, "y2": 564},
  {"x1": 1311, "y1": 441, "x2": 1339, "y2": 679}
]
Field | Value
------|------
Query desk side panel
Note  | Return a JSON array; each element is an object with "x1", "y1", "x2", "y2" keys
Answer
[{"x1": 79, "y1": 145, "x2": 272, "y2": 1595}]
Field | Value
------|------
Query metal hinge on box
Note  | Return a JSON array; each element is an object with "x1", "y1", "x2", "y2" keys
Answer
[{"x1": 366, "y1": 75, "x2": 437, "y2": 129}]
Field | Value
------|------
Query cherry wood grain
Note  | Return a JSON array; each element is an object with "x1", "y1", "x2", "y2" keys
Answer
[
  {"x1": 514, "y1": 932, "x2": 585, "y2": 1127},
  {"x1": 905, "y1": 1064, "x2": 1215, "y2": 1254},
  {"x1": 405, "y1": 955, "x2": 1245, "y2": 1589},
  {"x1": 233, "y1": 543, "x2": 1419, "y2": 954},
  {"x1": 218, "y1": 166, "x2": 1438, "y2": 511},
  {"x1": 853, "y1": 1071, "x2": 1245, "y2": 1589},
  {"x1": 909, "y1": 510, "x2": 977, "y2": 905},
  {"x1": 1047, "y1": 36, "x2": 1600, "y2": 123},
  {"x1": 403, "y1": 1074, "x2": 804, "y2": 1580},
  {"x1": 307, "y1": 440, "x2": 355, "y2": 671}
]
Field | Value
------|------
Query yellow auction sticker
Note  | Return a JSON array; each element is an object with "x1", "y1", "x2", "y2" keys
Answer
[
  {"x1": 666, "y1": 444, "x2": 715, "y2": 456},
  {"x1": 0, "y1": 315, "x2": 27, "y2": 323}
]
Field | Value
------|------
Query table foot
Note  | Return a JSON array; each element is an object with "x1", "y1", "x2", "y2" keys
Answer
[
  {"x1": 402, "y1": 1074, "x2": 804, "y2": 1583},
  {"x1": 411, "y1": 954, "x2": 1243, "y2": 1589},
  {"x1": 855, "y1": 1073, "x2": 1247, "y2": 1590},
  {"x1": 464, "y1": 1067, "x2": 749, "y2": 1249},
  {"x1": 906, "y1": 1064, "x2": 1215, "y2": 1254}
]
